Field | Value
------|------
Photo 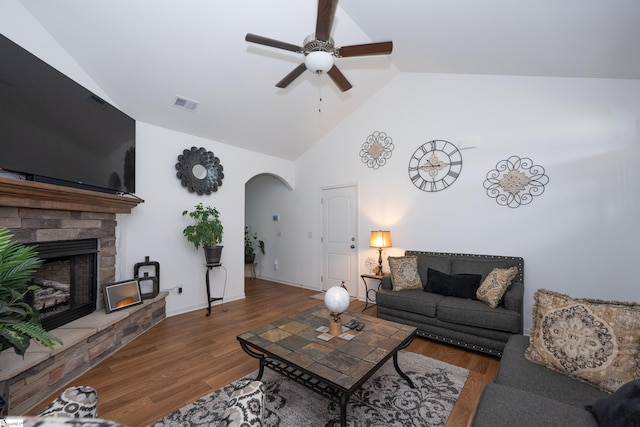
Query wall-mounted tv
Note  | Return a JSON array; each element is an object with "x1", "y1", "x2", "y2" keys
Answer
[{"x1": 0, "y1": 34, "x2": 135, "y2": 194}]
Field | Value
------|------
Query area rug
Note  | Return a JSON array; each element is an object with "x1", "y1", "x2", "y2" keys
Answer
[{"x1": 149, "y1": 351, "x2": 469, "y2": 427}]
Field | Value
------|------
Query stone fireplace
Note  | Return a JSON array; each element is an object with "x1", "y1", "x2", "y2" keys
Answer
[{"x1": 0, "y1": 177, "x2": 168, "y2": 416}]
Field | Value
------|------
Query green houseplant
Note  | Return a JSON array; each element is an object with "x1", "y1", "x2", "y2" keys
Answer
[
  {"x1": 182, "y1": 203, "x2": 224, "y2": 264},
  {"x1": 0, "y1": 228, "x2": 62, "y2": 356},
  {"x1": 244, "y1": 226, "x2": 265, "y2": 264}
]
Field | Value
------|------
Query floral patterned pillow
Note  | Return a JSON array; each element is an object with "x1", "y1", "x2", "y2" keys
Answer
[
  {"x1": 388, "y1": 256, "x2": 422, "y2": 291},
  {"x1": 476, "y1": 267, "x2": 518, "y2": 308},
  {"x1": 525, "y1": 289, "x2": 640, "y2": 393}
]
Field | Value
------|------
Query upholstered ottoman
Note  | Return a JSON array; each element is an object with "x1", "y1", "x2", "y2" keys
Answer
[
  {"x1": 220, "y1": 380, "x2": 265, "y2": 426},
  {"x1": 36, "y1": 386, "x2": 99, "y2": 419}
]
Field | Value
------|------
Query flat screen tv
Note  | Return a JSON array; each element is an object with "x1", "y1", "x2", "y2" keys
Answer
[{"x1": 0, "y1": 34, "x2": 135, "y2": 194}]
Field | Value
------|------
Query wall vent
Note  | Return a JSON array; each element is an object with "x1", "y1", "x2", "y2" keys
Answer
[{"x1": 173, "y1": 96, "x2": 199, "y2": 111}]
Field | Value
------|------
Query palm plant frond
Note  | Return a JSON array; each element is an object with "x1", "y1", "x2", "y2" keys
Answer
[
  {"x1": 3, "y1": 321, "x2": 62, "y2": 348},
  {"x1": 0, "y1": 228, "x2": 62, "y2": 357}
]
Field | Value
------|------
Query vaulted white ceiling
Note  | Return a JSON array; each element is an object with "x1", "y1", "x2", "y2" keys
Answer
[{"x1": 16, "y1": 0, "x2": 640, "y2": 160}]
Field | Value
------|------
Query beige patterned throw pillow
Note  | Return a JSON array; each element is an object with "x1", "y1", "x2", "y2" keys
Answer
[
  {"x1": 388, "y1": 256, "x2": 422, "y2": 291},
  {"x1": 476, "y1": 267, "x2": 518, "y2": 308},
  {"x1": 525, "y1": 289, "x2": 640, "y2": 393}
]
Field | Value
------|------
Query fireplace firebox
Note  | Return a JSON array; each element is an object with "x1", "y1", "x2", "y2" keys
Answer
[{"x1": 27, "y1": 239, "x2": 98, "y2": 330}]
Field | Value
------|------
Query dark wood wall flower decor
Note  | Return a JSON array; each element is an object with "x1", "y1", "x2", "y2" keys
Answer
[
  {"x1": 175, "y1": 146, "x2": 224, "y2": 195},
  {"x1": 360, "y1": 131, "x2": 394, "y2": 169},
  {"x1": 483, "y1": 155, "x2": 549, "y2": 208}
]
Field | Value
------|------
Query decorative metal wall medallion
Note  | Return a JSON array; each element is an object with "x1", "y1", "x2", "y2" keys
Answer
[
  {"x1": 483, "y1": 155, "x2": 549, "y2": 208},
  {"x1": 175, "y1": 147, "x2": 224, "y2": 195},
  {"x1": 360, "y1": 131, "x2": 394, "y2": 169}
]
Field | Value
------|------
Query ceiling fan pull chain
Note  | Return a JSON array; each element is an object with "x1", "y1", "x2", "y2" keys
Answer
[{"x1": 318, "y1": 72, "x2": 323, "y2": 113}]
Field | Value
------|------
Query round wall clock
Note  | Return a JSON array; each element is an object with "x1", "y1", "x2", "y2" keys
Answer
[{"x1": 408, "y1": 140, "x2": 463, "y2": 192}]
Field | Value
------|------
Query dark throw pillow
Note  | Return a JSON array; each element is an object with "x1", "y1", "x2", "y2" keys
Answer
[
  {"x1": 425, "y1": 268, "x2": 482, "y2": 299},
  {"x1": 585, "y1": 379, "x2": 640, "y2": 427}
]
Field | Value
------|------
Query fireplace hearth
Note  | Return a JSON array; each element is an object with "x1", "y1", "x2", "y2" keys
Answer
[{"x1": 28, "y1": 239, "x2": 98, "y2": 330}]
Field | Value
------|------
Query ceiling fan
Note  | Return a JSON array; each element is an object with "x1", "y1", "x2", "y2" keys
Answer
[{"x1": 245, "y1": 0, "x2": 393, "y2": 92}]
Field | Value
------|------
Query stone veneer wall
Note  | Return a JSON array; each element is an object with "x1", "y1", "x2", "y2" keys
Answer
[
  {"x1": 0, "y1": 202, "x2": 163, "y2": 415},
  {"x1": 0, "y1": 206, "x2": 118, "y2": 308}
]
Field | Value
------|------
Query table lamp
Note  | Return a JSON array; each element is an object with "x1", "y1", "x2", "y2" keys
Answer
[
  {"x1": 324, "y1": 284, "x2": 350, "y2": 335},
  {"x1": 369, "y1": 230, "x2": 392, "y2": 275}
]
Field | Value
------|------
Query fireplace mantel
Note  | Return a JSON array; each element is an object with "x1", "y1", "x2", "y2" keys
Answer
[{"x1": 0, "y1": 177, "x2": 143, "y2": 214}]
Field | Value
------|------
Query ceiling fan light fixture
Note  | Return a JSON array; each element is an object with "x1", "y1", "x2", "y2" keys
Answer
[{"x1": 305, "y1": 51, "x2": 334, "y2": 74}]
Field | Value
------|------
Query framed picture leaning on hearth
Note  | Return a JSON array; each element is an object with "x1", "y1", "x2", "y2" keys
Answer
[{"x1": 102, "y1": 279, "x2": 143, "y2": 314}]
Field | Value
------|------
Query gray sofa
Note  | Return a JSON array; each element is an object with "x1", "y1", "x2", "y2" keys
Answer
[
  {"x1": 376, "y1": 250, "x2": 524, "y2": 356},
  {"x1": 471, "y1": 334, "x2": 607, "y2": 426}
]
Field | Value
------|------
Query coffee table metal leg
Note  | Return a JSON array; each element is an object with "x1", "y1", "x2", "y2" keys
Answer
[
  {"x1": 393, "y1": 352, "x2": 415, "y2": 388},
  {"x1": 239, "y1": 342, "x2": 266, "y2": 381},
  {"x1": 392, "y1": 335, "x2": 416, "y2": 388},
  {"x1": 340, "y1": 392, "x2": 350, "y2": 427}
]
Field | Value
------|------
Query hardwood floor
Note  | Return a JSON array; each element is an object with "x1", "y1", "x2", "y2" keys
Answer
[{"x1": 30, "y1": 279, "x2": 499, "y2": 426}]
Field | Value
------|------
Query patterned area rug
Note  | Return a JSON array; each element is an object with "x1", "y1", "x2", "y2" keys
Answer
[{"x1": 149, "y1": 351, "x2": 469, "y2": 427}]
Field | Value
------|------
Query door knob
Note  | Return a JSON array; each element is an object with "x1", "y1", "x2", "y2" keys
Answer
[{"x1": 350, "y1": 245, "x2": 355, "y2": 249}]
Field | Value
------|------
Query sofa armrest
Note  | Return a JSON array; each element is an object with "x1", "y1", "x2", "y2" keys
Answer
[
  {"x1": 503, "y1": 282, "x2": 523, "y2": 314},
  {"x1": 471, "y1": 383, "x2": 599, "y2": 427},
  {"x1": 380, "y1": 275, "x2": 393, "y2": 291}
]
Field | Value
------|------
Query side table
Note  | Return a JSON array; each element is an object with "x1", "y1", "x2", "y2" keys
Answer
[
  {"x1": 205, "y1": 263, "x2": 227, "y2": 316},
  {"x1": 360, "y1": 274, "x2": 384, "y2": 311}
]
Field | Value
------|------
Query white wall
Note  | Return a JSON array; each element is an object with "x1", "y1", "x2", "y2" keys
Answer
[
  {"x1": 0, "y1": 1, "x2": 112, "y2": 103},
  {"x1": 5, "y1": 0, "x2": 640, "y2": 332},
  {"x1": 252, "y1": 72, "x2": 640, "y2": 333},
  {"x1": 118, "y1": 123, "x2": 294, "y2": 316},
  {"x1": 1, "y1": 3, "x2": 295, "y2": 316}
]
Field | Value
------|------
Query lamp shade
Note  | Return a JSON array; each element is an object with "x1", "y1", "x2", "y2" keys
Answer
[
  {"x1": 304, "y1": 51, "x2": 334, "y2": 73},
  {"x1": 369, "y1": 230, "x2": 392, "y2": 248},
  {"x1": 324, "y1": 286, "x2": 350, "y2": 315}
]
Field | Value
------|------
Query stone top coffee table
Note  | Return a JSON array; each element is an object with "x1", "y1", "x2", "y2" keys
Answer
[{"x1": 237, "y1": 306, "x2": 417, "y2": 426}]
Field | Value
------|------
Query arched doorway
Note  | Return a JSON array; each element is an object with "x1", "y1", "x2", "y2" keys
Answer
[{"x1": 244, "y1": 173, "x2": 292, "y2": 288}]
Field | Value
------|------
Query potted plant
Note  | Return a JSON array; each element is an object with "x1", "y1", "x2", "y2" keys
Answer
[
  {"x1": 182, "y1": 203, "x2": 224, "y2": 265},
  {"x1": 0, "y1": 228, "x2": 62, "y2": 356},
  {"x1": 244, "y1": 226, "x2": 265, "y2": 264}
]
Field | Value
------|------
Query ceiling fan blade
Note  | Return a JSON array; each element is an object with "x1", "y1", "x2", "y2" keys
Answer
[
  {"x1": 327, "y1": 65, "x2": 352, "y2": 92},
  {"x1": 245, "y1": 33, "x2": 302, "y2": 53},
  {"x1": 315, "y1": 0, "x2": 338, "y2": 41},
  {"x1": 276, "y1": 63, "x2": 307, "y2": 88},
  {"x1": 337, "y1": 41, "x2": 393, "y2": 58}
]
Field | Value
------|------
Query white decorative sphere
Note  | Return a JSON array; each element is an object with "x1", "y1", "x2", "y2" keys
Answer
[{"x1": 324, "y1": 286, "x2": 350, "y2": 315}]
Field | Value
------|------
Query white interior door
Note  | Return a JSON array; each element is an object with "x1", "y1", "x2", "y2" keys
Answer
[{"x1": 321, "y1": 185, "x2": 358, "y2": 296}]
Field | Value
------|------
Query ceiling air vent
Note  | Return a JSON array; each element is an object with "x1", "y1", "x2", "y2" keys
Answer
[{"x1": 173, "y1": 96, "x2": 199, "y2": 112}]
